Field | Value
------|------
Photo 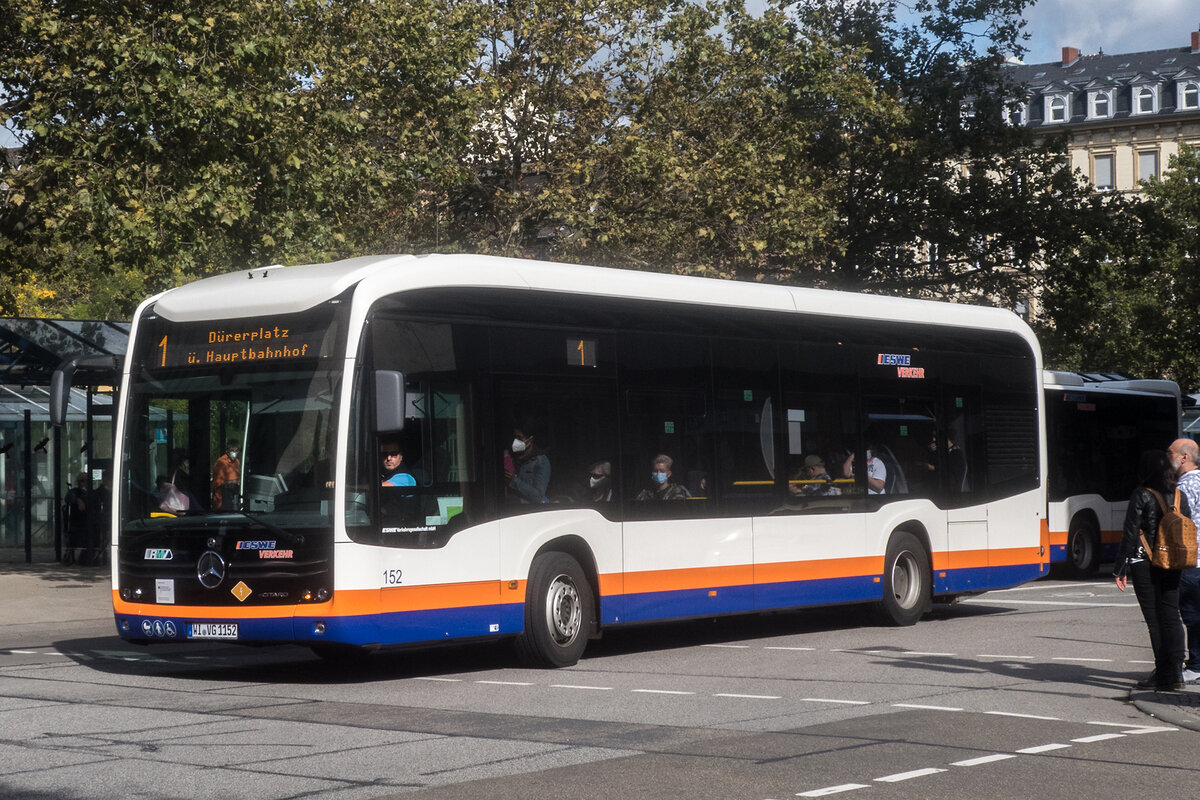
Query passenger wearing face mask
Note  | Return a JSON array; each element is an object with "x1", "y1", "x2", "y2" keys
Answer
[
  {"x1": 635, "y1": 454, "x2": 691, "y2": 501},
  {"x1": 212, "y1": 440, "x2": 242, "y2": 510},
  {"x1": 505, "y1": 423, "x2": 551, "y2": 504},
  {"x1": 843, "y1": 443, "x2": 887, "y2": 495},
  {"x1": 587, "y1": 461, "x2": 613, "y2": 504}
]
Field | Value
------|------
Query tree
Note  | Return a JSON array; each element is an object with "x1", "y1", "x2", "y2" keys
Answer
[
  {"x1": 0, "y1": 0, "x2": 479, "y2": 317},
  {"x1": 1039, "y1": 146, "x2": 1200, "y2": 390}
]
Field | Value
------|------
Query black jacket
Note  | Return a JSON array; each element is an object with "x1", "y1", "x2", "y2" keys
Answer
[{"x1": 1116, "y1": 486, "x2": 1193, "y2": 567}]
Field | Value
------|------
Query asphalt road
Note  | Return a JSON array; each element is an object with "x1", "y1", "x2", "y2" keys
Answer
[{"x1": 0, "y1": 565, "x2": 1194, "y2": 799}]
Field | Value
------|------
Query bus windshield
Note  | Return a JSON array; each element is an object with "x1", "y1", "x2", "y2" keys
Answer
[{"x1": 120, "y1": 365, "x2": 341, "y2": 529}]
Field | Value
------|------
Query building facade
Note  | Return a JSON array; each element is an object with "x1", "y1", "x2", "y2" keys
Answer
[{"x1": 1005, "y1": 31, "x2": 1200, "y2": 193}]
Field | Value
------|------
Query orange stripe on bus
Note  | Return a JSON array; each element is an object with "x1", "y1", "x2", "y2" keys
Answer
[
  {"x1": 754, "y1": 556, "x2": 882, "y2": 584},
  {"x1": 622, "y1": 564, "x2": 755, "y2": 595}
]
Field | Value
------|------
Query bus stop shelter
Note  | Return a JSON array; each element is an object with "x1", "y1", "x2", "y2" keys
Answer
[{"x1": 0, "y1": 318, "x2": 128, "y2": 562}]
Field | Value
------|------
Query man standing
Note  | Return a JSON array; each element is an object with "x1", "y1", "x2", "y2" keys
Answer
[
  {"x1": 212, "y1": 440, "x2": 241, "y2": 511},
  {"x1": 1169, "y1": 438, "x2": 1200, "y2": 682}
]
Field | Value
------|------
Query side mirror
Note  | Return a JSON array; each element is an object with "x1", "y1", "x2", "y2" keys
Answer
[
  {"x1": 375, "y1": 370, "x2": 406, "y2": 433},
  {"x1": 50, "y1": 355, "x2": 122, "y2": 427}
]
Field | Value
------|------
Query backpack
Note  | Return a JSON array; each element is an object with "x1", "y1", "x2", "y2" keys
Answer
[{"x1": 1140, "y1": 488, "x2": 1199, "y2": 570}]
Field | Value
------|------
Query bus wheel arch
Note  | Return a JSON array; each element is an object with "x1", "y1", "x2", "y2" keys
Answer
[
  {"x1": 514, "y1": 538, "x2": 598, "y2": 668},
  {"x1": 878, "y1": 527, "x2": 932, "y2": 626},
  {"x1": 1065, "y1": 511, "x2": 1101, "y2": 576}
]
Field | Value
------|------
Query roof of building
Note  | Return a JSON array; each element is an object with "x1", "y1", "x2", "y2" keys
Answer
[
  {"x1": 0, "y1": 318, "x2": 129, "y2": 387},
  {"x1": 1001, "y1": 33, "x2": 1200, "y2": 128}
]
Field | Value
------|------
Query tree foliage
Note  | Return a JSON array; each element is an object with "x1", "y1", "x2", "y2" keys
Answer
[
  {"x1": 0, "y1": 0, "x2": 1122, "y2": 336},
  {"x1": 1038, "y1": 146, "x2": 1200, "y2": 390}
]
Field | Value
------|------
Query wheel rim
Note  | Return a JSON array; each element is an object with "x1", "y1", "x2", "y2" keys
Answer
[
  {"x1": 1070, "y1": 529, "x2": 1094, "y2": 569},
  {"x1": 891, "y1": 550, "x2": 920, "y2": 609},
  {"x1": 544, "y1": 572, "x2": 582, "y2": 646}
]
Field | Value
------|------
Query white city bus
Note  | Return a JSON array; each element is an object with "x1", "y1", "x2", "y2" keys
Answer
[
  {"x1": 87, "y1": 254, "x2": 1048, "y2": 666},
  {"x1": 1044, "y1": 371, "x2": 1181, "y2": 575}
]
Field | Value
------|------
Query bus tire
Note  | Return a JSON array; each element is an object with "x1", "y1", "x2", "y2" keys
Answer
[
  {"x1": 878, "y1": 531, "x2": 931, "y2": 626},
  {"x1": 1066, "y1": 515, "x2": 1100, "y2": 576},
  {"x1": 515, "y1": 552, "x2": 593, "y2": 668}
]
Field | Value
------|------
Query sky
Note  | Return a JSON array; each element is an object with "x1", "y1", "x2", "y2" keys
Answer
[{"x1": 1018, "y1": 0, "x2": 1197, "y2": 64}]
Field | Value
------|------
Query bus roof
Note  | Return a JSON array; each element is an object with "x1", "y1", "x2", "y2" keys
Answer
[
  {"x1": 151, "y1": 253, "x2": 1033, "y2": 340},
  {"x1": 1043, "y1": 369, "x2": 1180, "y2": 398}
]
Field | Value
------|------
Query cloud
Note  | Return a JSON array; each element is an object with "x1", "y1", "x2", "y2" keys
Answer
[{"x1": 1021, "y1": 0, "x2": 1198, "y2": 64}]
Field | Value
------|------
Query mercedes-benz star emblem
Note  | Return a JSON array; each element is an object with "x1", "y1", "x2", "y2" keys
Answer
[{"x1": 197, "y1": 551, "x2": 226, "y2": 589}]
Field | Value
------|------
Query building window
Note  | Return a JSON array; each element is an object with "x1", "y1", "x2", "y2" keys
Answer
[
  {"x1": 1089, "y1": 90, "x2": 1111, "y2": 119},
  {"x1": 1134, "y1": 85, "x2": 1158, "y2": 115},
  {"x1": 1093, "y1": 154, "x2": 1114, "y2": 191},
  {"x1": 1005, "y1": 100, "x2": 1026, "y2": 126},
  {"x1": 1181, "y1": 82, "x2": 1200, "y2": 110},
  {"x1": 1138, "y1": 150, "x2": 1159, "y2": 182},
  {"x1": 1046, "y1": 95, "x2": 1068, "y2": 123}
]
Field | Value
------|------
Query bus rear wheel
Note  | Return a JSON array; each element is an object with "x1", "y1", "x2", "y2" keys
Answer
[
  {"x1": 1066, "y1": 516, "x2": 1100, "y2": 576},
  {"x1": 879, "y1": 531, "x2": 931, "y2": 626},
  {"x1": 515, "y1": 552, "x2": 594, "y2": 668}
]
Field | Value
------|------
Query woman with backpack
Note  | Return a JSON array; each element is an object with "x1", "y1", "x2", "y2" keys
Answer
[{"x1": 1114, "y1": 449, "x2": 1192, "y2": 691}]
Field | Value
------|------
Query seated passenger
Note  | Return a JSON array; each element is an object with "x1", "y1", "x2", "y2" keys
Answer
[
  {"x1": 635, "y1": 454, "x2": 691, "y2": 501},
  {"x1": 505, "y1": 422, "x2": 551, "y2": 504},
  {"x1": 844, "y1": 445, "x2": 887, "y2": 495},
  {"x1": 798, "y1": 455, "x2": 840, "y2": 497},
  {"x1": 587, "y1": 460, "x2": 613, "y2": 504}
]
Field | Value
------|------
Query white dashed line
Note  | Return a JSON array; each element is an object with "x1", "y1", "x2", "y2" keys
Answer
[
  {"x1": 551, "y1": 684, "x2": 613, "y2": 691},
  {"x1": 475, "y1": 680, "x2": 534, "y2": 686},
  {"x1": 875, "y1": 767, "x2": 946, "y2": 783},
  {"x1": 796, "y1": 784, "x2": 869, "y2": 797},
  {"x1": 417, "y1": 677, "x2": 462, "y2": 682},
  {"x1": 1016, "y1": 743, "x2": 1071, "y2": 754},
  {"x1": 703, "y1": 644, "x2": 751, "y2": 649},
  {"x1": 715, "y1": 693, "x2": 781, "y2": 700},
  {"x1": 904, "y1": 651, "x2": 956, "y2": 657},
  {"x1": 632, "y1": 689, "x2": 695, "y2": 695},
  {"x1": 1051, "y1": 657, "x2": 1112, "y2": 663},
  {"x1": 978, "y1": 654, "x2": 1034, "y2": 660},
  {"x1": 951, "y1": 753, "x2": 1017, "y2": 767},
  {"x1": 893, "y1": 704, "x2": 963, "y2": 712},
  {"x1": 765, "y1": 646, "x2": 815, "y2": 651},
  {"x1": 1071, "y1": 733, "x2": 1124, "y2": 743},
  {"x1": 984, "y1": 711, "x2": 1061, "y2": 721},
  {"x1": 801, "y1": 698, "x2": 871, "y2": 705}
]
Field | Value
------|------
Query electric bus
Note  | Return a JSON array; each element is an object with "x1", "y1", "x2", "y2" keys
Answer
[
  {"x1": 65, "y1": 254, "x2": 1049, "y2": 666},
  {"x1": 1044, "y1": 371, "x2": 1181, "y2": 575}
]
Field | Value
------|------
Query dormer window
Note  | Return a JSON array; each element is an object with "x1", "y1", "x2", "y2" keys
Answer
[
  {"x1": 1179, "y1": 81, "x2": 1200, "y2": 110},
  {"x1": 1088, "y1": 89, "x2": 1112, "y2": 120},
  {"x1": 1044, "y1": 93, "x2": 1069, "y2": 124},
  {"x1": 1004, "y1": 100, "x2": 1027, "y2": 126},
  {"x1": 1134, "y1": 84, "x2": 1160, "y2": 115}
]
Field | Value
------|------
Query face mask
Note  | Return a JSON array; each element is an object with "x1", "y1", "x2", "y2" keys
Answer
[
  {"x1": 511, "y1": 438, "x2": 527, "y2": 454},
  {"x1": 589, "y1": 476, "x2": 605, "y2": 488},
  {"x1": 652, "y1": 471, "x2": 668, "y2": 485},
  {"x1": 229, "y1": 451, "x2": 239, "y2": 460},
  {"x1": 865, "y1": 450, "x2": 873, "y2": 460}
]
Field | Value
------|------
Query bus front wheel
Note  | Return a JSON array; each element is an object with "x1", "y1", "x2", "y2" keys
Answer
[
  {"x1": 515, "y1": 552, "x2": 594, "y2": 668},
  {"x1": 879, "y1": 531, "x2": 931, "y2": 626}
]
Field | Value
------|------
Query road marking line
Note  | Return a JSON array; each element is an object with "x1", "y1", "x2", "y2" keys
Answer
[
  {"x1": 875, "y1": 767, "x2": 945, "y2": 782},
  {"x1": 551, "y1": 684, "x2": 613, "y2": 691},
  {"x1": 903, "y1": 651, "x2": 956, "y2": 657},
  {"x1": 952, "y1": 753, "x2": 1017, "y2": 767},
  {"x1": 893, "y1": 704, "x2": 963, "y2": 711},
  {"x1": 1071, "y1": 733, "x2": 1124, "y2": 743},
  {"x1": 703, "y1": 644, "x2": 751, "y2": 649},
  {"x1": 715, "y1": 693, "x2": 781, "y2": 700},
  {"x1": 795, "y1": 784, "x2": 870, "y2": 796},
  {"x1": 632, "y1": 689, "x2": 695, "y2": 695},
  {"x1": 765, "y1": 646, "x2": 816, "y2": 651},
  {"x1": 801, "y1": 698, "x2": 871, "y2": 705},
  {"x1": 977, "y1": 654, "x2": 1034, "y2": 659},
  {"x1": 1123, "y1": 726, "x2": 1178, "y2": 734},
  {"x1": 1051, "y1": 657, "x2": 1112, "y2": 663},
  {"x1": 416, "y1": 677, "x2": 462, "y2": 682},
  {"x1": 1017, "y1": 743, "x2": 1071, "y2": 754},
  {"x1": 475, "y1": 680, "x2": 534, "y2": 686},
  {"x1": 984, "y1": 711, "x2": 1061, "y2": 721},
  {"x1": 962, "y1": 599, "x2": 1137, "y2": 608}
]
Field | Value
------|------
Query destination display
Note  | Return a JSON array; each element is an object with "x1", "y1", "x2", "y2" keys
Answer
[{"x1": 145, "y1": 319, "x2": 331, "y2": 369}]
